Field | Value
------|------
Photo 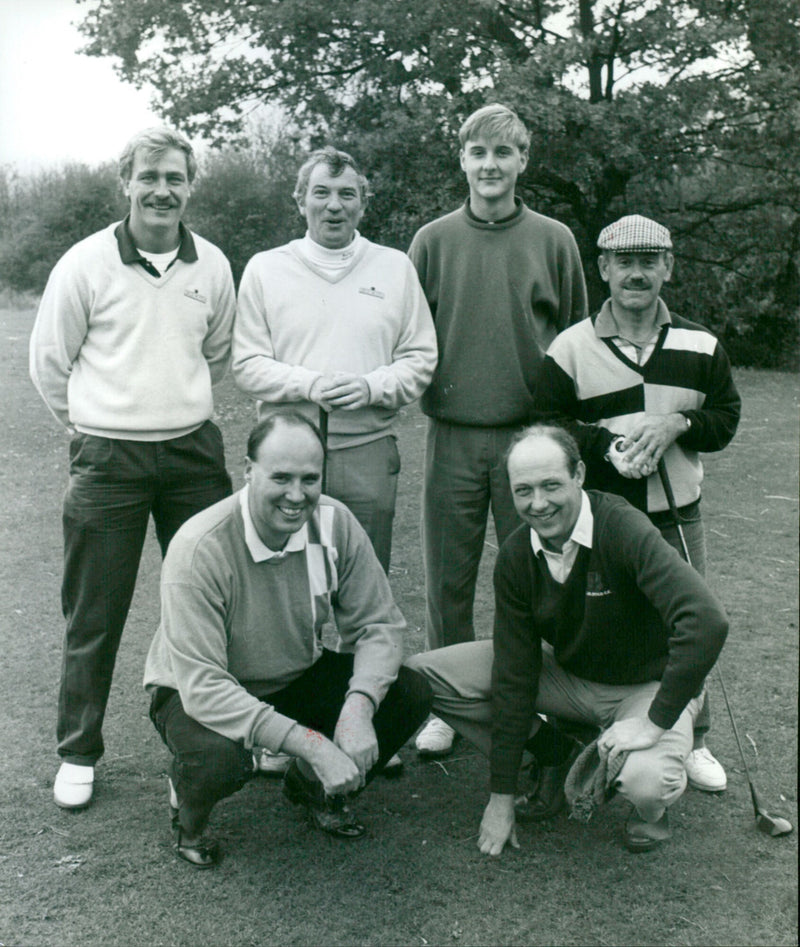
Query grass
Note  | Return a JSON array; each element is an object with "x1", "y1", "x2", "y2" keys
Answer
[{"x1": 0, "y1": 300, "x2": 797, "y2": 947}]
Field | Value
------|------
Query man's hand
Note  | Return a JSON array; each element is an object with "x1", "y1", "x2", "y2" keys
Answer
[
  {"x1": 280, "y1": 725, "x2": 362, "y2": 796},
  {"x1": 333, "y1": 693, "x2": 379, "y2": 786},
  {"x1": 608, "y1": 438, "x2": 646, "y2": 479},
  {"x1": 309, "y1": 373, "x2": 370, "y2": 411},
  {"x1": 616, "y1": 413, "x2": 687, "y2": 474},
  {"x1": 597, "y1": 716, "x2": 666, "y2": 766},
  {"x1": 478, "y1": 793, "x2": 519, "y2": 857}
]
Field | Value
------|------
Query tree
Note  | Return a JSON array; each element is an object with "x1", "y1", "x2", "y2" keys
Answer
[{"x1": 77, "y1": 0, "x2": 799, "y2": 365}]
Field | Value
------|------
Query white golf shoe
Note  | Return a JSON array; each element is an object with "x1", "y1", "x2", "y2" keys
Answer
[
  {"x1": 685, "y1": 746, "x2": 727, "y2": 791},
  {"x1": 415, "y1": 717, "x2": 455, "y2": 757},
  {"x1": 54, "y1": 762, "x2": 94, "y2": 809}
]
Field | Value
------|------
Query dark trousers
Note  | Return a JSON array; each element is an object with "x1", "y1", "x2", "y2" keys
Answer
[
  {"x1": 58, "y1": 421, "x2": 231, "y2": 764},
  {"x1": 150, "y1": 650, "x2": 433, "y2": 836}
]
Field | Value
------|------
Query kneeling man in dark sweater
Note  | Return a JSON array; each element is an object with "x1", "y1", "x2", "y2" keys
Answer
[{"x1": 406, "y1": 423, "x2": 727, "y2": 854}]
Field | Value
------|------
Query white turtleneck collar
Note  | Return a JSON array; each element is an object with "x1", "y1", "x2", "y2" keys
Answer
[{"x1": 299, "y1": 232, "x2": 364, "y2": 273}]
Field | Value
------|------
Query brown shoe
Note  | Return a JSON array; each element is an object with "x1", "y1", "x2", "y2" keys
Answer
[
  {"x1": 624, "y1": 809, "x2": 671, "y2": 852},
  {"x1": 282, "y1": 761, "x2": 365, "y2": 839},
  {"x1": 515, "y1": 745, "x2": 580, "y2": 823}
]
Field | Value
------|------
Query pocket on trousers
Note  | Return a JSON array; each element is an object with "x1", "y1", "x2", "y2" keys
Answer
[
  {"x1": 386, "y1": 436, "x2": 401, "y2": 476},
  {"x1": 68, "y1": 433, "x2": 113, "y2": 472}
]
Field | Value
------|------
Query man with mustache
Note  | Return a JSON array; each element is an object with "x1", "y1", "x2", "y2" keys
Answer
[
  {"x1": 532, "y1": 214, "x2": 741, "y2": 796},
  {"x1": 30, "y1": 126, "x2": 236, "y2": 811}
]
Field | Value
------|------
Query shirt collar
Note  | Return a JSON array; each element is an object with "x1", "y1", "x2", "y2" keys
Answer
[
  {"x1": 530, "y1": 490, "x2": 593, "y2": 556},
  {"x1": 463, "y1": 196, "x2": 524, "y2": 225},
  {"x1": 239, "y1": 486, "x2": 308, "y2": 562},
  {"x1": 594, "y1": 297, "x2": 671, "y2": 340},
  {"x1": 114, "y1": 217, "x2": 198, "y2": 266}
]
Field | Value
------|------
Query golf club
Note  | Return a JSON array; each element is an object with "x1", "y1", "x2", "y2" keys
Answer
[
  {"x1": 656, "y1": 457, "x2": 792, "y2": 837},
  {"x1": 319, "y1": 406, "x2": 329, "y2": 492}
]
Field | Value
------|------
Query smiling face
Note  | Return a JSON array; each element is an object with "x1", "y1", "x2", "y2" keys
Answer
[
  {"x1": 598, "y1": 250, "x2": 674, "y2": 320},
  {"x1": 507, "y1": 435, "x2": 585, "y2": 552},
  {"x1": 298, "y1": 162, "x2": 365, "y2": 249},
  {"x1": 123, "y1": 147, "x2": 191, "y2": 250},
  {"x1": 244, "y1": 420, "x2": 324, "y2": 550},
  {"x1": 460, "y1": 135, "x2": 528, "y2": 219}
]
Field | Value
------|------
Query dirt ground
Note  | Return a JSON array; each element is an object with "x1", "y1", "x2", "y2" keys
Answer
[{"x1": 1, "y1": 300, "x2": 797, "y2": 947}]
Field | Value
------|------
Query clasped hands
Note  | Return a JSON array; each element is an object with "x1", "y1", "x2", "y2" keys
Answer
[
  {"x1": 309, "y1": 373, "x2": 370, "y2": 411},
  {"x1": 286, "y1": 692, "x2": 378, "y2": 798},
  {"x1": 608, "y1": 412, "x2": 687, "y2": 479}
]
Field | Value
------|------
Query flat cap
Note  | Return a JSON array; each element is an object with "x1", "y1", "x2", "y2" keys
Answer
[{"x1": 597, "y1": 214, "x2": 672, "y2": 252}]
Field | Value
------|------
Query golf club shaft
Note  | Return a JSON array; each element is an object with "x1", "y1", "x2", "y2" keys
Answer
[{"x1": 656, "y1": 458, "x2": 762, "y2": 818}]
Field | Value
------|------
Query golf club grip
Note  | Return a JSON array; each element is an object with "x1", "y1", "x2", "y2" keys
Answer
[{"x1": 319, "y1": 407, "x2": 329, "y2": 493}]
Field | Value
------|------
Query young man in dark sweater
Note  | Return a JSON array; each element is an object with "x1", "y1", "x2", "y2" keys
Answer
[
  {"x1": 408, "y1": 104, "x2": 587, "y2": 757},
  {"x1": 406, "y1": 425, "x2": 728, "y2": 854}
]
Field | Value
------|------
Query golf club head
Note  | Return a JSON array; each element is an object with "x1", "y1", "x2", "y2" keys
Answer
[{"x1": 756, "y1": 811, "x2": 793, "y2": 837}]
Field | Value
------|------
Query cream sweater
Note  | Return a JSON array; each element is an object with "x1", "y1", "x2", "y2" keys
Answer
[
  {"x1": 29, "y1": 222, "x2": 235, "y2": 440},
  {"x1": 233, "y1": 236, "x2": 436, "y2": 448}
]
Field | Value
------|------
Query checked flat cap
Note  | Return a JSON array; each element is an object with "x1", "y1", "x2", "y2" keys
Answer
[{"x1": 597, "y1": 214, "x2": 672, "y2": 252}]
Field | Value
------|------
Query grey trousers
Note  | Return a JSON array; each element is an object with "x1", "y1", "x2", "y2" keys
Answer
[{"x1": 407, "y1": 640, "x2": 702, "y2": 822}]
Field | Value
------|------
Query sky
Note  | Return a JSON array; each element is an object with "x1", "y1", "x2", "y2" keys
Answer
[{"x1": 0, "y1": 0, "x2": 161, "y2": 169}]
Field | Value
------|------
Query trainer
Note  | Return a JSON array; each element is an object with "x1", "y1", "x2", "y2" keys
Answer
[
  {"x1": 407, "y1": 425, "x2": 728, "y2": 855},
  {"x1": 233, "y1": 146, "x2": 437, "y2": 572},
  {"x1": 144, "y1": 413, "x2": 432, "y2": 867},
  {"x1": 29, "y1": 127, "x2": 235, "y2": 811},
  {"x1": 532, "y1": 214, "x2": 741, "y2": 792}
]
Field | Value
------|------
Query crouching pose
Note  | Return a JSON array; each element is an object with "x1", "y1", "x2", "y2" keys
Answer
[
  {"x1": 144, "y1": 412, "x2": 432, "y2": 867},
  {"x1": 407, "y1": 424, "x2": 727, "y2": 855}
]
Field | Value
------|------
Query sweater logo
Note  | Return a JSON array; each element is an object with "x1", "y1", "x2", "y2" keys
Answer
[
  {"x1": 184, "y1": 288, "x2": 207, "y2": 304},
  {"x1": 585, "y1": 571, "x2": 612, "y2": 597},
  {"x1": 358, "y1": 285, "x2": 385, "y2": 299}
]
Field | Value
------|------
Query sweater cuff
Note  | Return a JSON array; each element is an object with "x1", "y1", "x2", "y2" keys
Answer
[{"x1": 252, "y1": 710, "x2": 298, "y2": 753}]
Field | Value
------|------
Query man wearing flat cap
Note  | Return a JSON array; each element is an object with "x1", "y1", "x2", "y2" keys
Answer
[{"x1": 532, "y1": 213, "x2": 740, "y2": 796}]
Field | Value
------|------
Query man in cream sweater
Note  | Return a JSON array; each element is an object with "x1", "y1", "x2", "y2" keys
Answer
[
  {"x1": 233, "y1": 146, "x2": 437, "y2": 574},
  {"x1": 29, "y1": 126, "x2": 235, "y2": 811}
]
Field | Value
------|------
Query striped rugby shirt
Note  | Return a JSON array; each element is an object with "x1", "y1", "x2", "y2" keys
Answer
[{"x1": 534, "y1": 299, "x2": 741, "y2": 513}]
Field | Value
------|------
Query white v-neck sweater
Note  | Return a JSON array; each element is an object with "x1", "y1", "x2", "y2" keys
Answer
[{"x1": 30, "y1": 222, "x2": 235, "y2": 440}]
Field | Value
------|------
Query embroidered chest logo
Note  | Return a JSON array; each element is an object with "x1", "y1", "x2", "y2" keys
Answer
[
  {"x1": 184, "y1": 288, "x2": 207, "y2": 304},
  {"x1": 358, "y1": 285, "x2": 385, "y2": 299},
  {"x1": 585, "y1": 571, "x2": 612, "y2": 597}
]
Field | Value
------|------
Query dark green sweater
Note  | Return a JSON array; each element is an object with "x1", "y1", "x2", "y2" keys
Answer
[
  {"x1": 408, "y1": 200, "x2": 587, "y2": 426},
  {"x1": 490, "y1": 491, "x2": 728, "y2": 794}
]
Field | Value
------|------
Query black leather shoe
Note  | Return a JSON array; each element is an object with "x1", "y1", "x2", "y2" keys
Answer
[
  {"x1": 624, "y1": 808, "x2": 671, "y2": 853},
  {"x1": 283, "y1": 761, "x2": 366, "y2": 839},
  {"x1": 515, "y1": 744, "x2": 580, "y2": 823},
  {"x1": 174, "y1": 827, "x2": 220, "y2": 868}
]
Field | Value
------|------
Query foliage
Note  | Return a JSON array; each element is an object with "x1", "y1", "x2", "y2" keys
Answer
[
  {"x1": 0, "y1": 162, "x2": 127, "y2": 292},
  {"x1": 186, "y1": 133, "x2": 303, "y2": 283},
  {"x1": 73, "y1": 0, "x2": 799, "y2": 367}
]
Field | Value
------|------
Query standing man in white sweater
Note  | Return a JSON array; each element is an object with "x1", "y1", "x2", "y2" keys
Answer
[
  {"x1": 29, "y1": 127, "x2": 236, "y2": 811},
  {"x1": 233, "y1": 146, "x2": 437, "y2": 574}
]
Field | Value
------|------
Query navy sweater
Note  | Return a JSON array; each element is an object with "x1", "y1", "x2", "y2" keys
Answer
[{"x1": 489, "y1": 491, "x2": 728, "y2": 794}]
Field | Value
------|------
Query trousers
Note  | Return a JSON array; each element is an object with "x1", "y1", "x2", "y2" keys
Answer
[
  {"x1": 422, "y1": 419, "x2": 520, "y2": 649},
  {"x1": 58, "y1": 421, "x2": 231, "y2": 764},
  {"x1": 324, "y1": 435, "x2": 400, "y2": 573},
  {"x1": 407, "y1": 640, "x2": 702, "y2": 822},
  {"x1": 150, "y1": 649, "x2": 433, "y2": 836}
]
